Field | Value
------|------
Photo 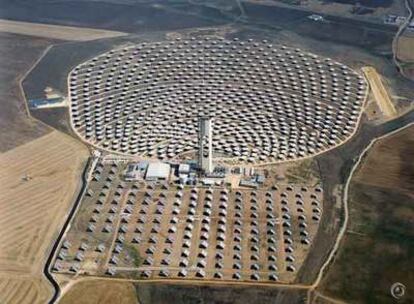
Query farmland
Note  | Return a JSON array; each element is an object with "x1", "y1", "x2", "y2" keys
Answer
[
  {"x1": 0, "y1": 19, "x2": 127, "y2": 42},
  {"x1": 0, "y1": 33, "x2": 53, "y2": 152},
  {"x1": 59, "y1": 279, "x2": 138, "y2": 304},
  {"x1": 316, "y1": 124, "x2": 414, "y2": 303},
  {"x1": 0, "y1": 131, "x2": 89, "y2": 304}
]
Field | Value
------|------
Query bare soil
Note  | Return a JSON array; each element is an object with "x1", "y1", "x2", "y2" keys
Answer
[{"x1": 59, "y1": 279, "x2": 138, "y2": 304}]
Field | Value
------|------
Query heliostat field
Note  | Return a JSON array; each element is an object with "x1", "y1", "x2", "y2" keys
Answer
[{"x1": 69, "y1": 38, "x2": 367, "y2": 164}]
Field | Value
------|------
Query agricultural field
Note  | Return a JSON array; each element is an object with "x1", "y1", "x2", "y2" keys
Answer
[
  {"x1": 0, "y1": 33, "x2": 53, "y2": 152},
  {"x1": 316, "y1": 125, "x2": 414, "y2": 303},
  {"x1": 397, "y1": 35, "x2": 414, "y2": 63},
  {"x1": 396, "y1": 34, "x2": 414, "y2": 81},
  {"x1": 59, "y1": 279, "x2": 138, "y2": 304},
  {"x1": 0, "y1": 19, "x2": 127, "y2": 41},
  {"x1": 0, "y1": 131, "x2": 89, "y2": 304},
  {"x1": 0, "y1": 276, "x2": 50, "y2": 304}
]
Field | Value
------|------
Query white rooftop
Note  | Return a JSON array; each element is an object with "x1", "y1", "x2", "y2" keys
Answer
[{"x1": 145, "y1": 162, "x2": 170, "y2": 180}]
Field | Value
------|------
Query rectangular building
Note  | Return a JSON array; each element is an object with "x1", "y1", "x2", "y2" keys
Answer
[{"x1": 145, "y1": 162, "x2": 171, "y2": 181}]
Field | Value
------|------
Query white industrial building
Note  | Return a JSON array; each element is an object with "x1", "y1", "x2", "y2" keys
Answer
[{"x1": 145, "y1": 162, "x2": 171, "y2": 181}]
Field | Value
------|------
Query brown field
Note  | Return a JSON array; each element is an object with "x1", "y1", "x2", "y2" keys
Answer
[
  {"x1": 0, "y1": 131, "x2": 89, "y2": 304},
  {"x1": 316, "y1": 125, "x2": 414, "y2": 303},
  {"x1": 354, "y1": 125, "x2": 413, "y2": 193},
  {"x1": 0, "y1": 19, "x2": 127, "y2": 41},
  {"x1": 0, "y1": 275, "x2": 50, "y2": 304},
  {"x1": 397, "y1": 35, "x2": 414, "y2": 63},
  {"x1": 59, "y1": 279, "x2": 138, "y2": 304}
]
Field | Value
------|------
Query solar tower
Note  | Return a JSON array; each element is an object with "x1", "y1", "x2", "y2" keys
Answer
[{"x1": 198, "y1": 116, "x2": 213, "y2": 174}]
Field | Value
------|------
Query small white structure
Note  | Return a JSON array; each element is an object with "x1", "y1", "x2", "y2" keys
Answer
[
  {"x1": 178, "y1": 268, "x2": 188, "y2": 277},
  {"x1": 196, "y1": 269, "x2": 206, "y2": 278},
  {"x1": 178, "y1": 164, "x2": 190, "y2": 175}
]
